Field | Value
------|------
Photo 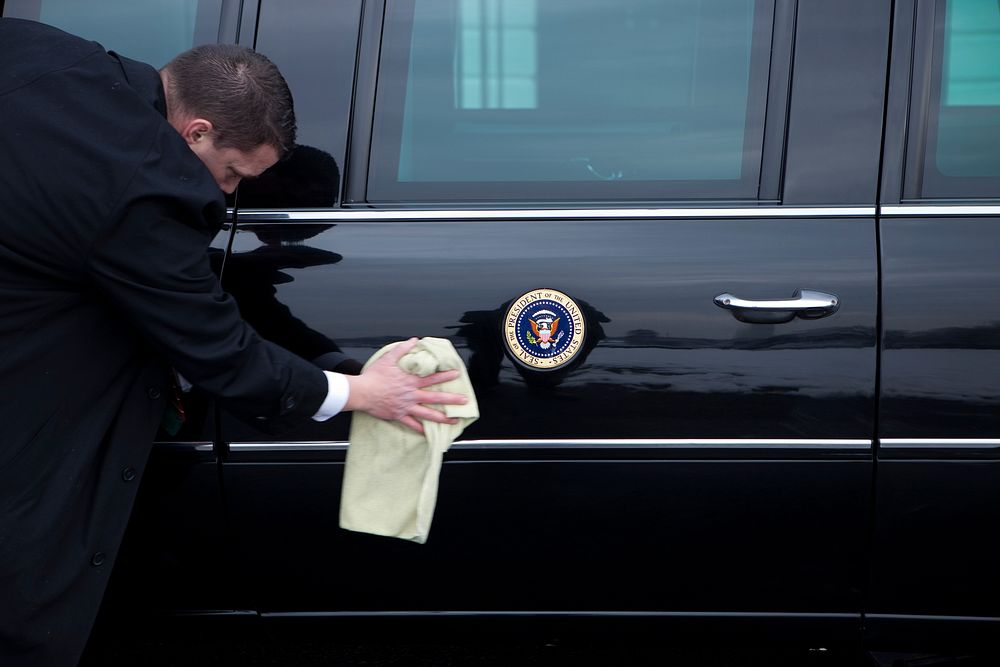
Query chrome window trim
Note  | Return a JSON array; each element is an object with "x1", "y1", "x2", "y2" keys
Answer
[
  {"x1": 228, "y1": 204, "x2": 1000, "y2": 221},
  {"x1": 865, "y1": 613, "x2": 1000, "y2": 623},
  {"x1": 881, "y1": 205, "x2": 1000, "y2": 217},
  {"x1": 231, "y1": 442, "x2": 349, "y2": 452},
  {"x1": 228, "y1": 439, "x2": 872, "y2": 452},
  {"x1": 152, "y1": 439, "x2": 1000, "y2": 452},
  {"x1": 261, "y1": 610, "x2": 858, "y2": 619},
  {"x1": 151, "y1": 441, "x2": 214, "y2": 452},
  {"x1": 880, "y1": 439, "x2": 1000, "y2": 449},
  {"x1": 232, "y1": 206, "x2": 875, "y2": 223}
]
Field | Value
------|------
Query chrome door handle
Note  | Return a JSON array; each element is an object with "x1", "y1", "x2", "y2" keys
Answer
[{"x1": 713, "y1": 289, "x2": 840, "y2": 324}]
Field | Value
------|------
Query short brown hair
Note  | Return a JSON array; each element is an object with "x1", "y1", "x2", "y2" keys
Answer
[{"x1": 163, "y1": 44, "x2": 296, "y2": 158}]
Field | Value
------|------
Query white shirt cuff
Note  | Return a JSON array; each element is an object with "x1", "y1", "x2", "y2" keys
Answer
[{"x1": 311, "y1": 371, "x2": 350, "y2": 421}]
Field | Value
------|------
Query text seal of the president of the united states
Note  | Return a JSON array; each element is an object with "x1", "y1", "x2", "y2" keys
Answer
[{"x1": 503, "y1": 288, "x2": 587, "y2": 371}]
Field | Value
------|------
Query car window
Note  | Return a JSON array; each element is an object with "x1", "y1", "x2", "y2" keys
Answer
[
  {"x1": 231, "y1": 0, "x2": 363, "y2": 209},
  {"x1": 367, "y1": 0, "x2": 775, "y2": 202},
  {"x1": 3, "y1": 0, "x2": 223, "y2": 68},
  {"x1": 912, "y1": 0, "x2": 1000, "y2": 198}
]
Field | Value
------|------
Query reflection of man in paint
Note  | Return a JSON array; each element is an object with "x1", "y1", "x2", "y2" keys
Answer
[{"x1": 530, "y1": 310, "x2": 560, "y2": 349}]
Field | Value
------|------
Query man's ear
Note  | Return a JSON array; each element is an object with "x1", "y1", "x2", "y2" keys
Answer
[{"x1": 177, "y1": 118, "x2": 214, "y2": 147}]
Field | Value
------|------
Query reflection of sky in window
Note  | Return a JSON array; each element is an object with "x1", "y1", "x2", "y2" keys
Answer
[
  {"x1": 458, "y1": 0, "x2": 537, "y2": 109},
  {"x1": 936, "y1": 0, "x2": 1000, "y2": 177},
  {"x1": 398, "y1": 0, "x2": 758, "y2": 183},
  {"x1": 944, "y1": 0, "x2": 1000, "y2": 106},
  {"x1": 36, "y1": 0, "x2": 203, "y2": 68}
]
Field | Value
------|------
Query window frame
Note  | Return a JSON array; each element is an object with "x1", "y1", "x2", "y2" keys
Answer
[{"x1": 347, "y1": 0, "x2": 785, "y2": 206}]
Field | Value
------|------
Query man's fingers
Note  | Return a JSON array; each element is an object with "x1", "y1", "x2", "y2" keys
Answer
[
  {"x1": 415, "y1": 369, "x2": 460, "y2": 387},
  {"x1": 396, "y1": 407, "x2": 458, "y2": 433},
  {"x1": 415, "y1": 389, "x2": 468, "y2": 406},
  {"x1": 398, "y1": 414, "x2": 424, "y2": 434},
  {"x1": 410, "y1": 404, "x2": 461, "y2": 425}
]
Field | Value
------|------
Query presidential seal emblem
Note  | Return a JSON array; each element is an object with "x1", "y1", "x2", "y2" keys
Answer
[{"x1": 503, "y1": 289, "x2": 587, "y2": 371}]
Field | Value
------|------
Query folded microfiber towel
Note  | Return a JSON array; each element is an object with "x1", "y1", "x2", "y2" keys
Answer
[{"x1": 339, "y1": 337, "x2": 479, "y2": 543}]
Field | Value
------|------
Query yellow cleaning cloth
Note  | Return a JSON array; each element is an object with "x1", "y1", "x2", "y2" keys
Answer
[{"x1": 339, "y1": 337, "x2": 479, "y2": 543}]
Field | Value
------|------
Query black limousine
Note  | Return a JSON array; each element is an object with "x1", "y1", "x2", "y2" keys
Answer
[{"x1": 5, "y1": 0, "x2": 1000, "y2": 654}]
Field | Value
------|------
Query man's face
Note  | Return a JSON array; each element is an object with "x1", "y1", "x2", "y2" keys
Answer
[{"x1": 189, "y1": 138, "x2": 279, "y2": 194}]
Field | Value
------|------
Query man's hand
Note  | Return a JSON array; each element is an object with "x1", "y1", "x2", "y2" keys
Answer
[{"x1": 344, "y1": 338, "x2": 468, "y2": 433}]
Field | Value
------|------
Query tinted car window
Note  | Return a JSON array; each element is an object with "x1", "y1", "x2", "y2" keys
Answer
[
  {"x1": 912, "y1": 0, "x2": 1000, "y2": 198},
  {"x1": 3, "y1": 0, "x2": 222, "y2": 68},
  {"x1": 367, "y1": 0, "x2": 774, "y2": 202},
  {"x1": 233, "y1": 0, "x2": 363, "y2": 209}
]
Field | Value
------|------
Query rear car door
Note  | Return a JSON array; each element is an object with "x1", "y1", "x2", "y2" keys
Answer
[
  {"x1": 219, "y1": 0, "x2": 886, "y2": 638},
  {"x1": 869, "y1": 0, "x2": 1000, "y2": 648}
]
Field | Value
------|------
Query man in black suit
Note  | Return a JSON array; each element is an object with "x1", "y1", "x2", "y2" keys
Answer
[{"x1": 0, "y1": 18, "x2": 466, "y2": 665}]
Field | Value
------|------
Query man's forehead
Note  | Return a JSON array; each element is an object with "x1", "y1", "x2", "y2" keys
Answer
[{"x1": 231, "y1": 144, "x2": 279, "y2": 177}]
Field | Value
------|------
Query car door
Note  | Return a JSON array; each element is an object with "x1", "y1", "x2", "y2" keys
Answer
[
  {"x1": 218, "y1": 0, "x2": 886, "y2": 639},
  {"x1": 868, "y1": 0, "x2": 1000, "y2": 649}
]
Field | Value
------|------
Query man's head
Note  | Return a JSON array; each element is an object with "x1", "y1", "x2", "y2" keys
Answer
[{"x1": 161, "y1": 44, "x2": 296, "y2": 193}]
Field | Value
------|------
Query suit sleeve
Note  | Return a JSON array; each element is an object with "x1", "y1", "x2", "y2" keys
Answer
[{"x1": 86, "y1": 194, "x2": 328, "y2": 425}]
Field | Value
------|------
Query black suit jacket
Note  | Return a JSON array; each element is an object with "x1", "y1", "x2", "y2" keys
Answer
[{"x1": 0, "y1": 18, "x2": 328, "y2": 665}]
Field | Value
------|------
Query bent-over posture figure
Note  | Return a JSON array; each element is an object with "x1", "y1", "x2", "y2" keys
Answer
[{"x1": 0, "y1": 18, "x2": 466, "y2": 665}]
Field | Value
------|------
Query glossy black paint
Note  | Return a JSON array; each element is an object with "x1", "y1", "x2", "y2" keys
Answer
[
  {"x1": 227, "y1": 456, "x2": 871, "y2": 615},
  {"x1": 866, "y1": 214, "x2": 1000, "y2": 644},
  {"x1": 869, "y1": 458, "x2": 1000, "y2": 618},
  {"x1": 212, "y1": 213, "x2": 876, "y2": 620},
  {"x1": 219, "y1": 217, "x2": 877, "y2": 443},
  {"x1": 879, "y1": 218, "x2": 1000, "y2": 438},
  {"x1": 781, "y1": 0, "x2": 891, "y2": 205}
]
